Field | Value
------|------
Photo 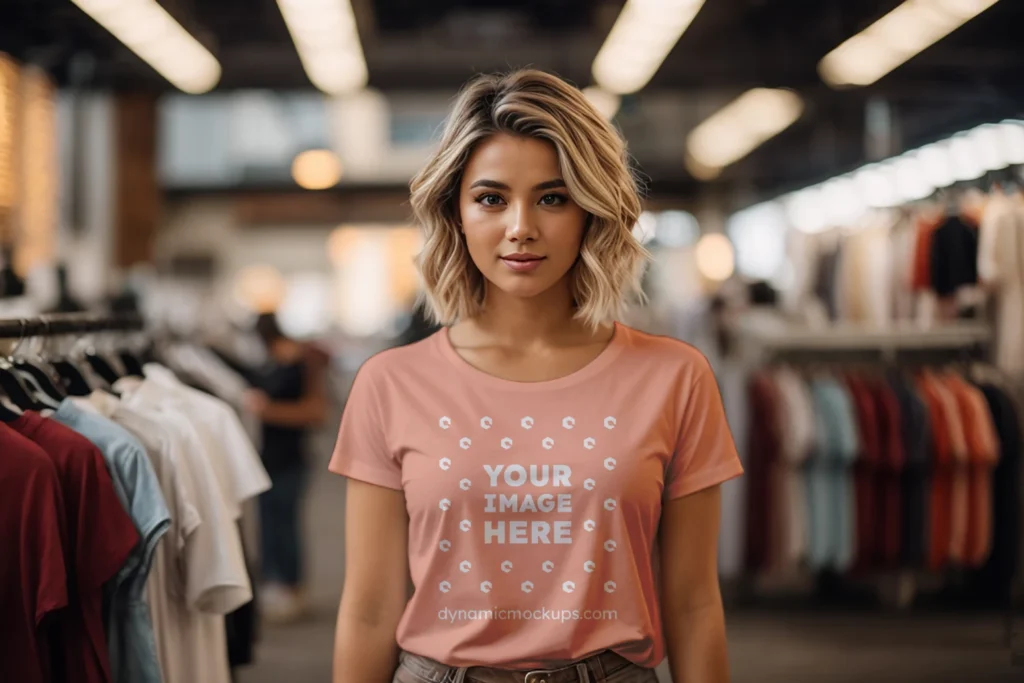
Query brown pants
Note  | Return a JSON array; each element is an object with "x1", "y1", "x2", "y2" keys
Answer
[{"x1": 392, "y1": 649, "x2": 659, "y2": 683}]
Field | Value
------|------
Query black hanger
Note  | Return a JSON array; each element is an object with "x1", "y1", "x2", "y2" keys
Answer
[
  {"x1": 10, "y1": 321, "x2": 67, "y2": 403},
  {"x1": 0, "y1": 322, "x2": 60, "y2": 411},
  {"x1": 0, "y1": 359, "x2": 45, "y2": 411},
  {"x1": 118, "y1": 350, "x2": 145, "y2": 378},
  {"x1": 51, "y1": 359, "x2": 94, "y2": 397},
  {"x1": 85, "y1": 352, "x2": 122, "y2": 385},
  {"x1": 0, "y1": 389, "x2": 21, "y2": 421},
  {"x1": 13, "y1": 359, "x2": 66, "y2": 403}
]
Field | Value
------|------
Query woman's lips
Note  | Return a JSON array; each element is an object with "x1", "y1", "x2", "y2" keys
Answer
[{"x1": 500, "y1": 255, "x2": 545, "y2": 272}]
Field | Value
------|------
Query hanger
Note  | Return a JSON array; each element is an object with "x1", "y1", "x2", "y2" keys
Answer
[
  {"x1": 11, "y1": 322, "x2": 66, "y2": 404},
  {"x1": 118, "y1": 345, "x2": 145, "y2": 378},
  {"x1": 0, "y1": 321, "x2": 54, "y2": 411},
  {"x1": 0, "y1": 387, "x2": 21, "y2": 421},
  {"x1": 46, "y1": 320, "x2": 95, "y2": 397},
  {"x1": 83, "y1": 327, "x2": 124, "y2": 385}
]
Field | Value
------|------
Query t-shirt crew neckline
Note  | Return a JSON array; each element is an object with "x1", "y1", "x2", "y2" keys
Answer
[{"x1": 435, "y1": 321, "x2": 628, "y2": 392}]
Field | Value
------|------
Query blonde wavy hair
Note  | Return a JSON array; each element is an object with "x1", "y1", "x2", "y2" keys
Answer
[{"x1": 410, "y1": 69, "x2": 650, "y2": 331}]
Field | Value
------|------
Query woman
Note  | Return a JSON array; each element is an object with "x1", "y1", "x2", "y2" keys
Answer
[
  {"x1": 246, "y1": 312, "x2": 328, "y2": 623},
  {"x1": 329, "y1": 70, "x2": 743, "y2": 683}
]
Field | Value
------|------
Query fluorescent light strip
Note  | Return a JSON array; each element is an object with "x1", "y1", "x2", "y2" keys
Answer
[
  {"x1": 767, "y1": 119, "x2": 1024, "y2": 234},
  {"x1": 685, "y1": 88, "x2": 804, "y2": 179},
  {"x1": 818, "y1": 0, "x2": 1002, "y2": 88},
  {"x1": 592, "y1": 0, "x2": 706, "y2": 95},
  {"x1": 71, "y1": 0, "x2": 221, "y2": 94},
  {"x1": 277, "y1": 0, "x2": 367, "y2": 95},
  {"x1": 582, "y1": 86, "x2": 621, "y2": 120}
]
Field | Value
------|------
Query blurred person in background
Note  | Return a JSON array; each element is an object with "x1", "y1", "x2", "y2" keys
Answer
[
  {"x1": 245, "y1": 312, "x2": 328, "y2": 623},
  {"x1": 329, "y1": 70, "x2": 742, "y2": 683}
]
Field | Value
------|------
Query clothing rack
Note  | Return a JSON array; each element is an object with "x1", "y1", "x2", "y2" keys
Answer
[
  {"x1": 732, "y1": 310, "x2": 993, "y2": 365},
  {"x1": 0, "y1": 312, "x2": 145, "y2": 339}
]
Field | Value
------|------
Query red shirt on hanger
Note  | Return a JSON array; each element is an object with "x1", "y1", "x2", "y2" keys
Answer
[
  {"x1": 8, "y1": 412, "x2": 139, "y2": 683},
  {"x1": 0, "y1": 423, "x2": 68, "y2": 683}
]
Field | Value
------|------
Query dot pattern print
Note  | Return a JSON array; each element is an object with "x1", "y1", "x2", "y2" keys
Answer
[{"x1": 433, "y1": 414, "x2": 621, "y2": 596}]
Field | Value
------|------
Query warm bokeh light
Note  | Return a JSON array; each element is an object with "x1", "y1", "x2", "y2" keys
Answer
[
  {"x1": 327, "y1": 225, "x2": 363, "y2": 266},
  {"x1": 292, "y1": 149, "x2": 343, "y2": 190},
  {"x1": 0, "y1": 54, "x2": 17, "y2": 216},
  {"x1": 16, "y1": 67, "x2": 57, "y2": 276},
  {"x1": 694, "y1": 233, "x2": 735, "y2": 282},
  {"x1": 233, "y1": 264, "x2": 287, "y2": 314}
]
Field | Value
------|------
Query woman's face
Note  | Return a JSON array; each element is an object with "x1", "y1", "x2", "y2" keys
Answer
[{"x1": 457, "y1": 133, "x2": 588, "y2": 303}]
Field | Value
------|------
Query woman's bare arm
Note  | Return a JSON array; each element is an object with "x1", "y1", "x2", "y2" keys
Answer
[
  {"x1": 659, "y1": 485, "x2": 730, "y2": 683},
  {"x1": 333, "y1": 479, "x2": 410, "y2": 683}
]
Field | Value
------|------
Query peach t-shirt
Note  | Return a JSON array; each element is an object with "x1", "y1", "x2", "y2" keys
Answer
[{"x1": 328, "y1": 323, "x2": 743, "y2": 670}]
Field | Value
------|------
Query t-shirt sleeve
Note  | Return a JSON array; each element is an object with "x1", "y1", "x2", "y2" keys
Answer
[
  {"x1": 77, "y1": 445, "x2": 141, "y2": 590},
  {"x1": 213, "y1": 399, "x2": 272, "y2": 503},
  {"x1": 663, "y1": 355, "x2": 744, "y2": 501},
  {"x1": 328, "y1": 361, "x2": 403, "y2": 491}
]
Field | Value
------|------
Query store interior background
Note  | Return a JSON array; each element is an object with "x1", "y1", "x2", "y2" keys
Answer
[{"x1": 3, "y1": 0, "x2": 1024, "y2": 681}]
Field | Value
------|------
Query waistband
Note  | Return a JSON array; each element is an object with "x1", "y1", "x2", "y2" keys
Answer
[{"x1": 397, "y1": 649, "x2": 638, "y2": 683}]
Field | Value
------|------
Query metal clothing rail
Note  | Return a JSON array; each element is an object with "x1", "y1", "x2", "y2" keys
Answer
[
  {"x1": 0, "y1": 312, "x2": 145, "y2": 339},
  {"x1": 731, "y1": 310, "x2": 993, "y2": 364}
]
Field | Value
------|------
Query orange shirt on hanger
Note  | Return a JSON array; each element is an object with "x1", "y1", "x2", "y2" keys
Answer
[{"x1": 915, "y1": 373, "x2": 952, "y2": 571}]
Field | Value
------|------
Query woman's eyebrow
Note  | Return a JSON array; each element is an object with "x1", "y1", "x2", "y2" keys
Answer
[{"x1": 467, "y1": 178, "x2": 565, "y2": 191}]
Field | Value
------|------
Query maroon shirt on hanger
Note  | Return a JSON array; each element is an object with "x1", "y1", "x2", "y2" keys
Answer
[
  {"x1": 0, "y1": 423, "x2": 68, "y2": 683},
  {"x1": 8, "y1": 412, "x2": 139, "y2": 683},
  {"x1": 845, "y1": 375, "x2": 880, "y2": 572}
]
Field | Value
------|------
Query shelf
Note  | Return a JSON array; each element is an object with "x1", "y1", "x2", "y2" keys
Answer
[{"x1": 732, "y1": 310, "x2": 991, "y2": 352}]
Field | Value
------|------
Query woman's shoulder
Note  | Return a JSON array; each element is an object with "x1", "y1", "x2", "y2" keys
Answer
[
  {"x1": 354, "y1": 329, "x2": 446, "y2": 380},
  {"x1": 616, "y1": 323, "x2": 712, "y2": 371}
]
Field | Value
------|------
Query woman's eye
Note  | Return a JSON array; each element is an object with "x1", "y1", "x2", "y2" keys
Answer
[
  {"x1": 477, "y1": 194, "x2": 504, "y2": 206},
  {"x1": 539, "y1": 194, "x2": 568, "y2": 206}
]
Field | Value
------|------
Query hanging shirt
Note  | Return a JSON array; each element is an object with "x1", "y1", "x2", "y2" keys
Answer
[
  {"x1": 8, "y1": 412, "x2": 139, "y2": 683},
  {"x1": 52, "y1": 401, "x2": 171, "y2": 683},
  {"x1": 140, "y1": 364, "x2": 271, "y2": 512},
  {"x1": 973, "y1": 383, "x2": 1022, "y2": 598},
  {"x1": 888, "y1": 375, "x2": 931, "y2": 569},
  {"x1": 929, "y1": 215, "x2": 979, "y2": 299},
  {"x1": 744, "y1": 372, "x2": 781, "y2": 574},
  {"x1": 808, "y1": 377, "x2": 860, "y2": 572},
  {"x1": 978, "y1": 194, "x2": 1024, "y2": 380},
  {"x1": 0, "y1": 424, "x2": 68, "y2": 683},
  {"x1": 85, "y1": 389, "x2": 249, "y2": 683},
  {"x1": 931, "y1": 374, "x2": 970, "y2": 565},
  {"x1": 916, "y1": 374, "x2": 953, "y2": 571},
  {"x1": 945, "y1": 376, "x2": 1000, "y2": 567},
  {"x1": 772, "y1": 367, "x2": 816, "y2": 571},
  {"x1": 329, "y1": 323, "x2": 743, "y2": 670}
]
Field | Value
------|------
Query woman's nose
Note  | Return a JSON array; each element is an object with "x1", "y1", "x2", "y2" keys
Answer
[{"x1": 506, "y1": 204, "x2": 538, "y2": 242}]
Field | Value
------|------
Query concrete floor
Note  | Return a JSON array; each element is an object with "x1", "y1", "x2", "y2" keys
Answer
[{"x1": 236, "y1": 438, "x2": 1023, "y2": 683}]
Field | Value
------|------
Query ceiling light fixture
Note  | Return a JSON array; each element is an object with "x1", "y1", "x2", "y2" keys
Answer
[
  {"x1": 582, "y1": 86, "x2": 621, "y2": 120},
  {"x1": 685, "y1": 88, "x2": 804, "y2": 180},
  {"x1": 276, "y1": 0, "x2": 368, "y2": 95},
  {"x1": 592, "y1": 0, "x2": 707, "y2": 95},
  {"x1": 70, "y1": 0, "x2": 221, "y2": 94},
  {"x1": 818, "y1": 0, "x2": 1002, "y2": 88}
]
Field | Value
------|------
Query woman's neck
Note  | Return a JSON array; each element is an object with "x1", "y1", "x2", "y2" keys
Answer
[{"x1": 465, "y1": 282, "x2": 593, "y2": 347}]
